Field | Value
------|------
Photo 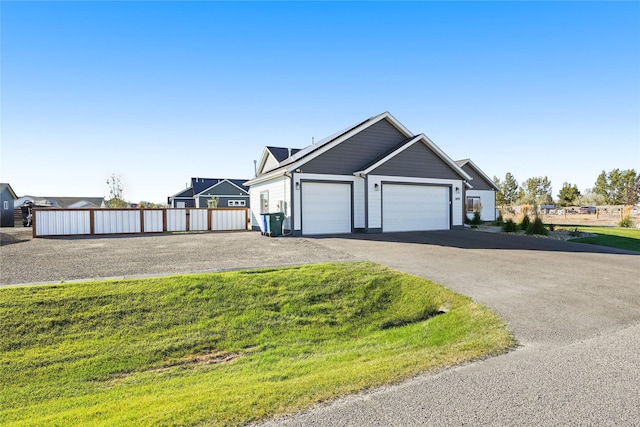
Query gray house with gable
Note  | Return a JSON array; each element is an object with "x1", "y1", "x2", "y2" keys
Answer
[
  {"x1": 245, "y1": 112, "x2": 486, "y2": 235},
  {"x1": 456, "y1": 159, "x2": 500, "y2": 222},
  {"x1": 168, "y1": 178, "x2": 250, "y2": 209}
]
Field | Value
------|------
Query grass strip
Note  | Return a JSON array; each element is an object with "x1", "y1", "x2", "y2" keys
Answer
[
  {"x1": 0, "y1": 262, "x2": 515, "y2": 426},
  {"x1": 567, "y1": 226, "x2": 640, "y2": 252}
]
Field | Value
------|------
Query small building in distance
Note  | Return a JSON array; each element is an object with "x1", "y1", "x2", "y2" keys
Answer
[
  {"x1": 1, "y1": 183, "x2": 18, "y2": 227},
  {"x1": 167, "y1": 178, "x2": 250, "y2": 209}
]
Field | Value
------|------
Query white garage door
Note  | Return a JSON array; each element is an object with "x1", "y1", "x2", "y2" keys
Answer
[
  {"x1": 301, "y1": 182, "x2": 351, "y2": 235},
  {"x1": 383, "y1": 184, "x2": 449, "y2": 232}
]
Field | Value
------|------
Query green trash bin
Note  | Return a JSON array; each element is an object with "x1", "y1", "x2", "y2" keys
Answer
[{"x1": 265, "y1": 212, "x2": 284, "y2": 237}]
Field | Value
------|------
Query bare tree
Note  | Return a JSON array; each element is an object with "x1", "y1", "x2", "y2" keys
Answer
[{"x1": 106, "y1": 174, "x2": 128, "y2": 208}]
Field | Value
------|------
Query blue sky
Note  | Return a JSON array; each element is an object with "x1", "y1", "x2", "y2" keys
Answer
[{"x1": 2, "y1": 1, "x2": 639, "y2": 204}]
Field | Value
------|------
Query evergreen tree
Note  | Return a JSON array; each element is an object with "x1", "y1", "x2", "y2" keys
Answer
[
  {"x1": 557, "y1": 183, "x2": 581, "y2": 207},
  {"x1": 501, "y1": 172, "x2": 520, "y2": 206},
  {"x1": 593, "y1": 169, "x2": 639, "y2": 205}
]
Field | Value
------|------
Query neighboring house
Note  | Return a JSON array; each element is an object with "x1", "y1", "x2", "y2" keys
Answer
[
  {"x1": 14, "y1": 196, "x2": 105, "y2": 209},
  {"x1": 455, "y1": 159, "x2": 500, "y2": 222},
  {"x1": 1, "y1": 183, "x2": 18, "y2": 227},
  {"x1": 167, "y1": 178, "x2": 250, "y2": 209},
  {"x1": 245, "y1": 112, "x2": 474, "y2": 235}
]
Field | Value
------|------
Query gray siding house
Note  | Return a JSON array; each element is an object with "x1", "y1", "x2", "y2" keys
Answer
[
  {"x1": 245, "y1": 112, "x2": 476, "y2": 235},
  {"x1": 456, "y1": 159, "x2": 500, "y2": 222},
  {"x1": 168, "y1": 178, "x2": 250, "y2": 209},
  {"x1": 1, "y1": 183, "x2": 18, "y2": 227}
]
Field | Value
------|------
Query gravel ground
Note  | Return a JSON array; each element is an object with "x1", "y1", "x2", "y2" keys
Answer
[{"x1": 0, "y1": 228, "x2": 358, "y2": 286}]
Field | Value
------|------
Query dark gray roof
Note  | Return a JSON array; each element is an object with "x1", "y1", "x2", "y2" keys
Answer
[
  {"x1": 266, "y1": 147, "x2": 302, "y2": 163},
  {"x1": 191, "y1": 178, "x2": 250, "y2": 194}
]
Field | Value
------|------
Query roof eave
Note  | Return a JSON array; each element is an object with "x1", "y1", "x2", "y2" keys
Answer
[
  {"x1": 244, "y1": 168, "x2": 288, "y2": 186},
  {"x1": 458, "y1": 159, "x2": 500, "y2": 191},
  {"x1": 282, "y1": 111, "x2": 414, "y2": 172},
  {"x1": 355, "y1": 134, "x2": 472, "y2": 182}
]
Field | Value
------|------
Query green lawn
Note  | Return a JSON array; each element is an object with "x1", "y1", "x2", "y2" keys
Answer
[
  {"x1": 0, "y1": 262, "x2": 515, "y2": 426},
  {"x1": 568, "y1": 226, "x2": 640, "y2": 252}
]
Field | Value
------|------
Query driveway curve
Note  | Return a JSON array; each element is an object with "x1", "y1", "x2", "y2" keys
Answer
[{"x1": 258, "y1": 230, "x2": 640, "y2": 426}]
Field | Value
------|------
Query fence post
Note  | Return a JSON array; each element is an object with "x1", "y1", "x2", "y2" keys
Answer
[
  {"x1": 162, "y1": 209, "x2": 167, "y2": 232},
  {"x1": 90, "y1": 209, "x2": 95, "y2": 235},
  {"x1": 31, "y1": 210, "x2": 37, "y2": 238},
  {"x1": 139, "y1": 209, "x2": 145, "y2": 234},
  {"x1": 208, "y1": 208, "x2": 213, "y2": 231}
]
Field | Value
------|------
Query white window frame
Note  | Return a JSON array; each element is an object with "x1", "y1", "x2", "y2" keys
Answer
[
  {"x1": 260, "y1": 191, "x2": 269, "y2": 214},
  {"x1": 466, "y1": 196, "x2": 481, "y2": 213},
  {"x1": 227, "y1": 200, "x2": 246, "y2": 207}
]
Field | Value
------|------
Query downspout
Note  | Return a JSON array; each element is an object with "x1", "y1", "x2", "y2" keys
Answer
[
  {"x1": 281, "y1": 172, "x2": 294, "y2": 236},
  {"x1": 364, "y1": 174, "x2": 369, "y2": 232}
]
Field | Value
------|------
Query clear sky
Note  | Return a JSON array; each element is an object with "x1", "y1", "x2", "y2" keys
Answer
[{"x1": 1, "y1": 1, "x2": 639, "y2": 204}]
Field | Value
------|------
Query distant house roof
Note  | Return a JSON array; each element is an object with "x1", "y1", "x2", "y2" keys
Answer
[
  {"x1": 191, "y1": 178, "x2": 249, "y2": 195},
  {"x1": 1, "y1": 183, "x2": 17, "y2": 199},
  {"x1": 168, "y1": 178, "x2": 250, "y2": 203}
]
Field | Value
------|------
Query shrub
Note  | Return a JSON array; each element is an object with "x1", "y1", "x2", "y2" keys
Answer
[
  {"x1": 525, "y1": 216, "x2": 548, "y2": 235},
  {"x1": 619, "y1": 216, "x2": 633, "y2": 228},
  {"x1": 519, "y1": 215, "x2": 531, "y2": 230},
  {"x1": 548, "y1": 223, "x2": 555, "y2": 232},
  {"x1": 569, "y1": 227, "x2": 581, "y2": 237},
  {"x1": 470, "y1": 211, "x2": 482, "y2": 225},
  {"x1": 502, "y1": 219, "x2": 518, "y2": 233},
  {"x1": 494, "y1": 212, "x2": 504, "y2": 226}
]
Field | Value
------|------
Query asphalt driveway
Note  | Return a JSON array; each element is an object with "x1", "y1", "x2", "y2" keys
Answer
[
  {"x1": 2, "y1": 228, "x2": 639, "y2": 425},
  {"x1": 260, "y1": 231, "x2": 640, "y2": 426}
]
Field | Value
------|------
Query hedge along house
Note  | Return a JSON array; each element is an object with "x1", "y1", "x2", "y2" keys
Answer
[
  {"x1": 168, "y1": 178, "x2": 250, "y2": 209},
  {"x1": 244, "y1": 112, "x2": 474, "y2": 235},
  {"x1": 456, "y1": 159, "x2": 500, "y2": 222}
]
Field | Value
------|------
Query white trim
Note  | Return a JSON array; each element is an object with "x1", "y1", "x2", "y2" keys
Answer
[
  {"x1": 354, "y1": 134, "x2": 472, "y2": 182},
  {"x1": 284, "y1": 112, "x2": 413, "y2": 174},
  {"x1": 256, "y1": 147, "x2": 275, "y2": 175},
  {"x1": 168, "y1": 187, "x2": 193, "y2": 199},
  {"x1": 195, "y1": 179, "x2": 248, "y2": 196},
  {"x1": 246, "y1": 112, "x2": 415, "y2": 186},
  {"x1": 456, "y1": 159, "x2": 500, "y2": 191},
  {"x1": 244, "y1": 168, "x2": 287, "y2": 186}
]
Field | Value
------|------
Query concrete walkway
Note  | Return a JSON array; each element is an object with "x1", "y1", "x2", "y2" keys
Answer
[{"x1": 258, "y1": 230, "x2": 640, "y2": 426}]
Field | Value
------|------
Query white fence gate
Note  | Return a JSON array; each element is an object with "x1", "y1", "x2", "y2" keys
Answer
[{"x1": 33, "y1": 208, "x2": 249, "y2": 237}]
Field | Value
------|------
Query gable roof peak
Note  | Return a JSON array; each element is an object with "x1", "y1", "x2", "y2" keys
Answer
[{"x1": 455, "y1": 158, "x2": 500, "y2": 191}]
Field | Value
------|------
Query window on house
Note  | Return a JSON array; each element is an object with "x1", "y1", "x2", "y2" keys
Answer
[
  {"x1": 260, "y1": 191, "x2": 269, "y2": 214},
  {"x1": 227, "y1": 200, "x2": 246, "y2": 207},
  {"x1": 3, "y1": 201, "x2": 8, "y2": 210},
  {"x1": 466, "y1": 197, "x2": 481, "y2": 212}
]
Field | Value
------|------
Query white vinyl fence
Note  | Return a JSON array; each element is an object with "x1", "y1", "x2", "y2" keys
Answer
[{"x1": 33, "y1": 208, "x2": 249, "y2": 237}]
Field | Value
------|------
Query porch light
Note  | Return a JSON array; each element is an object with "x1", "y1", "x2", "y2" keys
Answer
[
  {"x1": 374, "y1": 183, "x2": 379, "y2": 191},
  {"x1": 295, "y1": 182, "x2": 300, "y2": 190},
  {"x1": 455, "y1": 186, "x2": 460, "y2": 194}
]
